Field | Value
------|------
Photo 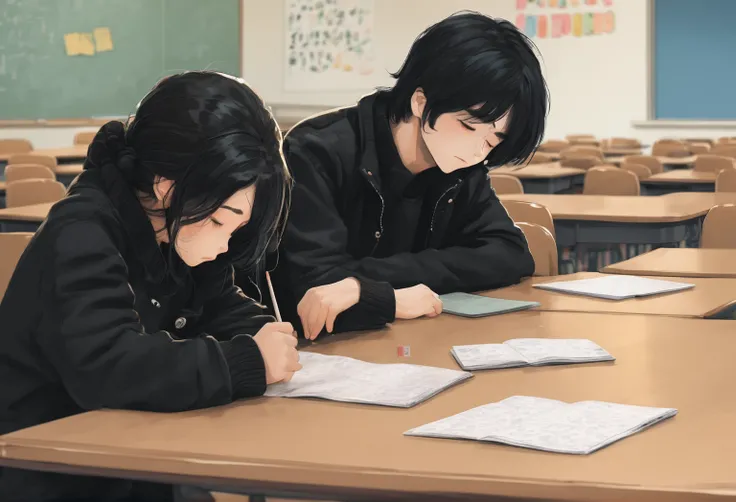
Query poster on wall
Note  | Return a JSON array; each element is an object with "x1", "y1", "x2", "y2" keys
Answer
[
  {"x1": 284, "y1": 0, "x2": 377, "y2": 91},
  {"x1": 516, "y1": 0, "x2": 615, "y2": 39}
]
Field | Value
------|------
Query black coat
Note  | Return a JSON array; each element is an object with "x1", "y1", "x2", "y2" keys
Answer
[
  {"x1": 0, "y1": 164, "x2": 271, "y2": 501},
  {"x1": 270, "y1": 92, "x2": 535, "y2": 335}
]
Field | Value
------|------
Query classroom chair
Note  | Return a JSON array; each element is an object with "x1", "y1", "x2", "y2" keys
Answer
[
  {"x1": 716, "y1": 137, "x2": 736, "y2": 145},
  {"x1": 583, "y1": 166, "x2": 640, "y2": 196},
  {"x1": 0, "y1": 233, "x2": 33, "y2": 302},
  {"x1": 701, "y1": 204, "x2": 736, "y2": 249},
  {"x1": 502, "y1": 200, "x2": 556, "y2": 238},
  {"x1": 652, "y1": 139, "x2": 690, "y2": 157},
  {"x1": 624, "y1": 155, "x2": 664, "y2": 175},
  {"x1": 527, "y1": 152, "x2": 555, "y2": 164},
  {"x1": 716, "y1": 168, "x2": 736, "y2": 193},
  {"x1": 4, "y1": 164, "x2": 56, "y2": 183},
  {"x1": 6, "y1": 179, "x2": 66, "y2": 207},
  {"x1": 605, "y1": 137, "x2": 642, "y2": 148},
  {"x1": 7, "y1": 153, "x2": 58, "y2": 170},
  {"x1": 74, "y1": 131, "x2": 97, "y2": 146},
  {"x1": 489, "y1": 174, "x2": 524, "y2": 194},
  {"x1": 516, "y1": 222, "x2": 558, "y2": 276},
  {"x1": 620, "y1": 162, "x2": 652, "y2": 180},
  {"x1": 566, "y1": 134, "x2": 599, "y2": 146},
  {"x1": 692, "y1": 154, "x2": 735, "y2": 173},
  {"x1": 0, "y1": 139, "x2": 33, "y2": 156},
  {"x1": 562, "y1": 146, "x2": 604, "y2": 160},
  {"x1": 688, "y1": 143, "x2": 711, "y2": 154},
  {"x1": 685, "y1": 138, "x2": 714, "y2": 145},
  {"x1": 560, "y1": 155, "x2": 602, "y2": 170},
  {"x1": 710, "y1": 145, "x2": 736, "y2": 159},
  {"x1": 537, "y1": 139, "x2": 569, "y2": 153}
]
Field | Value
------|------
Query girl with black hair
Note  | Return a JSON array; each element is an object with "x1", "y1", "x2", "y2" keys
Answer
[{"x1": 0, "y1": 71, "x2": 300, "y2": 501}]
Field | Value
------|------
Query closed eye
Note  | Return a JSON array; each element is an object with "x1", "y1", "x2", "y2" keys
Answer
[
  {"x1": 210, "y1": 217, "x2": 224, "y2": 227},
  {"x1": 459, "y1": 120, "x2": 476, "y2": 131}
]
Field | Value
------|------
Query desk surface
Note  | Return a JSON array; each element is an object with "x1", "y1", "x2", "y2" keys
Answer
[
  {"x1": 492, "y1": 164, "x2": 583, "y2": 179},
  {"x1": 0, "y1": 202, "x2": 52, "y2": 222},
  {"x1": 3, "y1": 311, "x2": 736, "y2": 502},
  {"x1": 498, "y1": 192, "x2": 736, "y2": 223},
  {"x1": 644, "y1": 171, "x2": 716, "y2": 184},
  {"x1": 0, "y1": 180, "x2": 5, "y2": 193},
  {"x1": 656, "y1": 155, "x2": 697, "y2": 166},
  {"x1": 602, "y1": 147, "x2": 642, "y2": 156},
  {"x1": 30, "y1": 145, "x2": 88, "y2": 160},
  {"x1": 54, "y1": 163, "x2": 84, "y2": 176},
  {"x1": 492, "y1": 272, "x2": 735, "y2": 318},
  {"x1": 601, "y1": 248, "x2": 736, "y2": 278}
]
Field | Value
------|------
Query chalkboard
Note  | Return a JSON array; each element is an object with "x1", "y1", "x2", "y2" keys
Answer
[
  {"x1": 654, "y1": 0, "x2": 736, "y2": 120},
  {"x1": 0, "y1": 0, "x2": 241, "y2": 120}
]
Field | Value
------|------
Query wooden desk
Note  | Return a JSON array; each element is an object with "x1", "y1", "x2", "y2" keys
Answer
[
  {"x1": 30, "y1": 145, "x2": 88, "y2": 163},
  {"x1": 4, "y1": 311, "x2": 736, "y2": 501},
  {"x1": 602, "y1": 248, "x2": 736, "y2": 279},
  {"x1": 602, "y1": 147, "x2": 642, "y2": 156},
  {"x1": 0, "y1": 202, "x2": 52, "y2": 231},
  {"x1": 492, "y1": 164, "x2": 584, "y2": 193},
  {"x1": 492, "y1": 272, "x2": 736, "y2": 319},
  {"x1": 641, "y1": 170, "x2": 716, "y2": 195},
  {"x1": 657, "y1": 155, "x2": 697, "y2": 169},
  {"x1": 0, "y1": 180, "x2": 5, "y2": 192}
]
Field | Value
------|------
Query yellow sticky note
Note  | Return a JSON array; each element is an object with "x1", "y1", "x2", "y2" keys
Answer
[
  {"x1": 64, "y1": 33, "x2": 82, "y2": 56},
  {"x1": 77, "y1": 33, "x2": 95, "y2": 55},
  {"x1": 93, "y1": 27, "x2": 114, "y2": 52},
  {"x1": 572, "y1": 13, "x2": 583, "y2": 37}
]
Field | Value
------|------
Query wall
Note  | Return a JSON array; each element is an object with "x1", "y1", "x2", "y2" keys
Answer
[{"x1": 4, "y1": 0, "x2": 735, "y2": 148}]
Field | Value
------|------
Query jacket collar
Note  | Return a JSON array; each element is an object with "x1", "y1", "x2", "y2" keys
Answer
[{"x1": 74, "y1": 165, "x2": 168, "y2": 284}]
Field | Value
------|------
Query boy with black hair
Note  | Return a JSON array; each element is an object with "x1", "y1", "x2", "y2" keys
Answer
[{"x1": 272, "y1": 11, "x2": 549, "y2": 339}]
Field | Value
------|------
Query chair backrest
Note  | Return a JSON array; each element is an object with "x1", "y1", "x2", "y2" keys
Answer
[
  {"x1": 516, "y1": 222, "x2": 558, "y2": 276},
  {"x1": 74, "y1": 131, "x2": 97, "y2": 145},
  {"x1": 689, "y1": 143, "x2": 711, "y2": 154},
  {"x1": 620, "y1": 162, "x2": 652, "y2": 180},
  {"x1": 6, "y1": 179, "x2": 67, "y2": 207},
  {"x1": 624, "y1": 155, "x2": 663, "y2": 175},
  {"x1": 583, "y1": 166, "x2": 640, "y2": 196},
  {"x1": 502, "y1": 200, "x2": 556, "y2": 238},
  {"x1": 560, "y1": 155, "x2": 603, "y2": 170},
  {"x1": 716, "y1": 137, "x2": 736, "y2": 145},
  {"x1": 710, "y1": 145, "x2": 736, "y2": 159},
  {"x1": 652, "y1": 139, "x2": 690, "y2": 157},
  {"x1": 537, "y1": 140, "x2": 569, "y2": 153},
  {"x1": 701, "y1": 204, "x2": 736, "y2": 248},
  {"x1": 686, "y1": 138, "x2": 713, "y2": 145},
  {"x1": 606, "y1": 137, "x2": 641, "y2": 148},
  {"x1": 4, "y1": 164, "x2": 56, "y2": 183},
  {"x1": 0, "y1": 139, "x2": 33, "y2": 155},
  {"x1": 7, "y1": 153, "x2": 58, "y2": 170},
  {"x1": 693, "y1": 154, "x2": 735, "y2": 173},
  {"x1": 564, "y1": 146, "x2": 604, "y2": 159},
  {"x1": 527, "y1": 152, "x2": 554, "y2": 164},
  {"x1": 716, "y1": 168, "x2": 736, "y2": 193},
  {"x1": 489, "y1": 174, "x2": 524, "y2": 194},
  {"x1": 0, "y1": 232, "x2": 33, "y2": 302},
  {"x1": 566, "y1": 134, "x2": 599, "y2": 146}
]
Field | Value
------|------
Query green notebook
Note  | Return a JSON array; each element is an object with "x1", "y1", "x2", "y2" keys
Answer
[{"x1": 440, "y1": 292, "x2": 540, "y2": 318}]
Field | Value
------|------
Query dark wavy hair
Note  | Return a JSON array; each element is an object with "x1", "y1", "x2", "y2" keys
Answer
[
  {"x1": 384, "y1": 11, "x2": 549, "y2": 168},
  {"x1": 86, "y1": 71, "x2": 291, "y2": 275}
]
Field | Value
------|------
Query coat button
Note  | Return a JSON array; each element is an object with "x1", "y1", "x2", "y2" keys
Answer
[
  {"x1": 151, "y1": 298, "x2": 161, "y2": 308},
  {"x1": 374, "y1": 231, "x2": 381, "y2": 239},
  {"x1": 366, "y1": 170, "x2": 373, "y2": 176},
  {"x1": 447, "y1": 198, "x2": 454, "y2": 204},
  {"x1": 175, "y1": 317, "x2": 187, "y2": 329}
]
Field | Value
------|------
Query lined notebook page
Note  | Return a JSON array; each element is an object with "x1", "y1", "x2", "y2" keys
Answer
[{"x1": 265, "y1": 352, "x2": 472, "y2": 408}]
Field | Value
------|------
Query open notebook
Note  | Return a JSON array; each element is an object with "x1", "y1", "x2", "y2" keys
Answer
[
  {"x1": 451, "y1": 338, "x2": 614, "y2": 371},
  {"x1": 533, "y1": 275, "x2": 694, "y2": 300},
  {"x1": 405, "y1": 396, "x2": 677, "y2": 454},
  {"x1": 440, "y1": 292, "x2": 540, "y2": 318},
  {"x1": 264, "y1": 352, "x2": 472, "y2": 408}
]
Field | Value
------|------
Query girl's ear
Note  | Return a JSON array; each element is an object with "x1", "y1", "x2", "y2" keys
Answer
[
  {"x1": 153, "y1": 176, "x2": 175, "y2": 208},
  {"x1": 410, "y1": 88, "x2": 427, "y2": 119}
]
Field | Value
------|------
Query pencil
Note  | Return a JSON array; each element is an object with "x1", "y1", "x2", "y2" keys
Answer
[{"x1": 265, "y1": 271, "x2": 282, "y2": 322}]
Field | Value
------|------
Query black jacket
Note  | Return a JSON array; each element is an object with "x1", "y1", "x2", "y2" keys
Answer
[
  {"x1": 0, "y1": 164, "x2": 271, "y2": 501},
  {"x1": 271, "y1": 92, "x2": 534, "y2": 335}
]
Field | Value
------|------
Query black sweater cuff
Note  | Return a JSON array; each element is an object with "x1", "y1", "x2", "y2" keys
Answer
[
  {"x1": 220, "y1": 335, "x2": 267, "y2": 399},
  {"x1": 358, "y1": 277, "x2": 397, "y2": 324}
]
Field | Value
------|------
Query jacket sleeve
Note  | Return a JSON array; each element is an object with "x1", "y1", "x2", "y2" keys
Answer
[
  {"x1": 195, "y1": 263, "x2": 275, "y2": 341},
  {"x1": 38, "y1": 220, "x2": 266, "y2": 413},
  {"x1": 282, "y1": 137, "x2": 534, "y2": 332}
]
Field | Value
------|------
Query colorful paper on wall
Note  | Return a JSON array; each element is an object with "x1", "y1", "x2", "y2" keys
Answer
[{"x1": 517, "y1": 0, "x2": 615, "y2": 38}]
